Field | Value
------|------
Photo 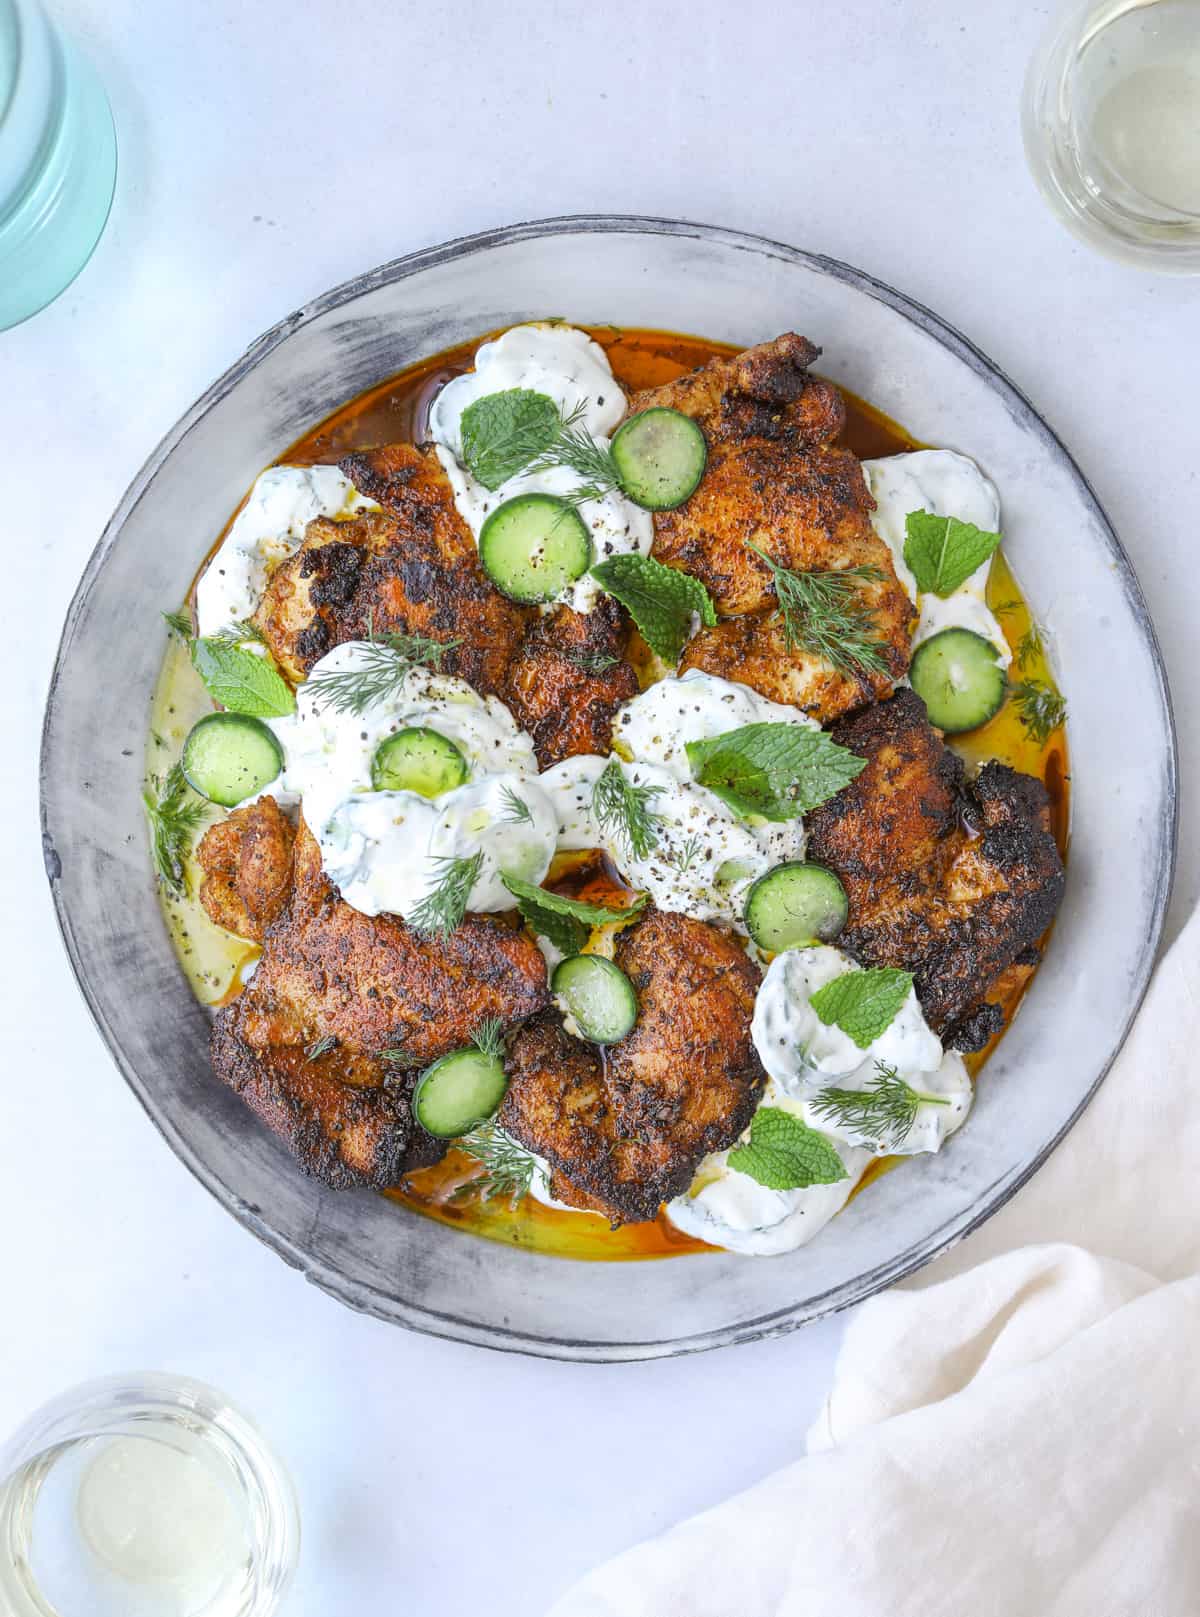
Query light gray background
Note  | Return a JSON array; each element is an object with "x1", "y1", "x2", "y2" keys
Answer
[{"x1": 4, "y1": 1, "x2": 1196, "y2": 1611}]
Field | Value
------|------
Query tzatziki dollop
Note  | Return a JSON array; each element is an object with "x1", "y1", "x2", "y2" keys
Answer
[
  {"x1": 266, "y1": 642, "x2": 554, "y2": 918},
  {"x1": 321, "y1": 771, "x2": 557, "y2": 920},
  {"x1": 194, "y1": 466, "x2": 377, "y2": 636},
  {"x1": 539, "y1": 672, "x2": 817, "y2": 922},
  {"x1": 428, "y1": 323, "x2": 653, "y2": 615},
  {"x1": 862, "y1": 449, "x2": 1010, "y2": 665}
]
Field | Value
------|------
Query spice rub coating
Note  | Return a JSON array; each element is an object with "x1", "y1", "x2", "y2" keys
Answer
[
  {"x1": 805, "y1": 689, "x2": 1065, "y2": 1045},
  {"x1": 501, "y1": 909, "x2": 765, "y2": 1222}
]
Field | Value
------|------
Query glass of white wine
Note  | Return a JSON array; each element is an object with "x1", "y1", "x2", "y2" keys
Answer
[
  {"x1": 0, "y1": 1375, "x2": 299, "y2": 1617},
  {"x1": 1023, "y1": 0, "x2": 1200, "y2": 271}
]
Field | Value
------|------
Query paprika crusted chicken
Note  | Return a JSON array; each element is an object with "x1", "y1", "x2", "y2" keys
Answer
[
  {"x1": 207, "y1": 821, "x2": 548, "y2": 1188},
  {"x1": 805, "y1": 689, "x2": 1066, "y2": 1048},
  {"x1": 500, "y1": 909, "x2": 766, "y2": 1222},
  {"x1": 627, "y1": 333, "x2": 914, "y2": 722}
]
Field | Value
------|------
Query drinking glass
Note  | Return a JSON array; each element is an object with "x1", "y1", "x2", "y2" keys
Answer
[
  {"x1": 1023, "y1": 0, "x2": 1200, "y2": 271},
  {"x1": 0, "y1": 1374, "x2": 300, "y2": 1617},
  {"x1": 0, "y1": 0, "x2": 117, "y2": 329}
]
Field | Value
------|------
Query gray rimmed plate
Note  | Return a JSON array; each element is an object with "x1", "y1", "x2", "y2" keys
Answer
[{"x1": 40, "y1": 216, "x2": 1176, "y2": 1361}]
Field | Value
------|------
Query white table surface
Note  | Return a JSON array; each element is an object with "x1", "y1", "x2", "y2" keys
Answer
[{"x1": 3, "y1": 1, "x2": 1197, "y2": 1610}]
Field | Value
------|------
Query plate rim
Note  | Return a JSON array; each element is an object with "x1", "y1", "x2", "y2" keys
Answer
[{"x1": 39, "y1": 213, "x2": 1179, "y2": 1360}]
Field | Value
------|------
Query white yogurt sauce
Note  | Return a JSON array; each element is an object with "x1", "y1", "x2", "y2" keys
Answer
[
  {"x1": 428, "y1": 324, "x2": 653, "y2": 614},
  {"x1": 194, "y1": 466, "x2": 377, "y2": 635},
  {"x1": 665, "y1": 1124, "x2": 872, "y2": 1256},
  {"x1": 321, "y1": 771, "x2": 557, "y2": 920},
  {"x1": 668, "y1": 944, "x2": 973, "y2": 1254},
  {"x1": 752, "y1": 945, "x2": 943, "y2": 1085},
  {"x1": 862, "y1": 449, "x2": 1010, "y2": 665},
  {"x1": 265, "y1": 642, "x2": 550, "y2": 917},
  {"x1": 539, "y1": 752, "x2": 799, "y2": 926},
  {"x1": 613, "y1": 669, "x2": 820, "y2": 778}
]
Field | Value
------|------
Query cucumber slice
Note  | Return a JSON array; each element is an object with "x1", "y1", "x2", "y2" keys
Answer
[
  {"x1": 413, "y1": 1046, "x2": 508, "y2": 1138},
  {"x1": 371, "y1": 726, "x2": 467, "y2": 797},
  {"x1": 181, "y1": 712, "x2": 283, "y2": 807},
  {"x1": 744, "y1": 861, "x2": 849, "y2": 953},
  {"x1": 910, "y1": 629, "x2": 1006, "y2": 734},
  {"x1": 552, "y1": 955, "x2": 638, "y2": 1045},
  {"x1": 478, "y1": 494, "x2": 592, "y2": 604},
  {"x1": 610, "y1": 408, "x2": 707, "y2": 510}
]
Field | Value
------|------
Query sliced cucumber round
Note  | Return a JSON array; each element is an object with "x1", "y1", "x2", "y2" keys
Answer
[
  {"x1": 479, "y1": 494, "x2": 592, "y2": 604},
  {"x1": 371, "y1": 726, "x2": 467, "y2": 797},
  {"x1": 413, "y1": 1045, "x2": 508, "y2": 1138},
  {"x1": 744, "y1": 861, "x2": 849, "y2": 954},
  {"x1": 910, "y1": 628, "x2": 1006, "y2": 734},
  {"x1": 181, "y1": 712, "x2": 283, "y2": 807},
  {"x1": 552, "y1": 955, "x2": 638, "y2": 1045},
  {"x1": 611, "y1": 408, "x2": 707, "y2": 510}
]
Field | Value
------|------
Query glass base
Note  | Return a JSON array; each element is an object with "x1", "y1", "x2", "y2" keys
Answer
[{"x1": 0, "y1": 26, "x2": 117, "y2": 330}]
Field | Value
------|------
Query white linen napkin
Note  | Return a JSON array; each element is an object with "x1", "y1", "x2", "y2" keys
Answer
[{"x1": 550, "y1": 907, "x2": 1200, "y2": 1616}]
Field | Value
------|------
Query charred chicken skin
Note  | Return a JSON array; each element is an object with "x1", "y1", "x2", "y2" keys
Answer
[
  {"x1": 804, "y1": 689, "x2": 1065, "y2": 1047},
  {"x1": 500, "y1": 910, "x2": 765, "y2": 1223},
  {"x1": 207, "y1": 822, "x2": 548, "y2": 1189},
  {"x1": 502, "y1": 597, "x2": 639, "y2": 768},
  {"x1": 628, "y1": 334, "x2": 913, "y2": 722},
  {"x1": 197, "y1": 796, "x2": 295, "y2": 943}
]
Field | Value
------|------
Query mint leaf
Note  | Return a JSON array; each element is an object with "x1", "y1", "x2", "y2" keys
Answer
[
  {"x1": 590, "y1": 554, "x2": 717, "y2": 663},
  {"x1": 460, "y1": 388, "x2": 561, "y2": 490},
  {"x1": 502, "y1": 874, "x2": 645, "y2": 954},
  {"x1": 728, "y1": 1107, "x2": 848, "y2": 1190},
  {"x1": 903, "y1": 510, "x2": 1002, "y2": 597},
  {"x1": 685, "y1": 722, "x2": 865, "y2": 821},
  {"x1": 190, "y1": 638, "x2": 295, "y2": 718},
  {"x1": 809, "y1": 967, "x2": 914, "y2": 1049}
]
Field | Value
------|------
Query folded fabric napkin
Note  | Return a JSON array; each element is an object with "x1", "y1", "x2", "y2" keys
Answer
[{"x1": 550, "y1": 907, "x2": 1200, "y2": 1616}]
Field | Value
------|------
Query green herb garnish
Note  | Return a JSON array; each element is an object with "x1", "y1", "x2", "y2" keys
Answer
[
  {"x1": 498, "y1": 785, "x2": 534, "y2": 826},
  {"x1": 1014, "y1": 624, "x2": 1044, "y2": 672},
  {"x1": 674, "y1": 833, "x2": 705, "y2": 875},
  {"x1": 727, "y1": 1107, "x2": 848, "y2": 1190},
  {"x1": 209, "y1": 618, "x2": 267, "y2": 647},
  {"x1": 903, "y1": 510, "x2": 1002, "y2": 598},
  {"x1": 502, "y1": 873, "x2": 645, "y2": 956},
  {"x1": 1009, "y1": 678, "x2": 1066, "y2": 745},
  {"x1": 808, "y1": 1061, "x2": 950, "y2": 1151},
  {"x1": 745, "y1": 543, "x2": 891, "y2": 680},
  {"x1": 142, "y1": 764, "x2": 209, "y2": 895},
  {"x1": 163, "y1": 608, "x2": 193, "y2": 638},
  {"x1": 408, "y1": 851, "x2": 483, "y2": 939},
  {"x1": 808, "y1": 967, "x2": 914, "y2": 1049},
  {"x1": 685, "y1": 722, "x2": 866, "y2": 821},
  {"x1": 565, "y1": 647, "x2": 620, "y2": 675},
  {"x1": 470, "y1": 1016, "x2": 506, "y2": 1062},
  {"x1": 456, "y1": 1121, "x2": 538, "y2": 1207},
  {"x1": 190, "y1": 637, "x2": 295, "y2": 718},
  {"x1": 590, "y1": 553, "x2": 717, "y2": 663},
  {"x1": 304, "y1": 1034, "x2": 338, "y2": 1061},
  {"x1": 303, "y1": 628, "x2": 457, "y2": 717},
  {"x1": 459, "y1": 388, "x2": 567, "y2": 490},
  {"x1": 592, "y1": 761, "x2": 662, "y2": 861}
]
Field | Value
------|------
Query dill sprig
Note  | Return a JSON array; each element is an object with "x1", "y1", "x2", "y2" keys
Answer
[
  {"x1": 305, "y1": 621, "x2": 457, "y2": 716},
  {"x1": 528, "y1": 413, "x2": 622, "y2": 509},
  {"x1": 565, "y1": 647, "x2": 620, "y2": 675},
  {"x1": 163, "y1": 608, "x2": 193, "y2": 638},
  {"x1": 455, "y1": 1121, "x2": 537, "y2": 1207},
  {"x1": 408, "y1": 850, "x2": 483, "y2": 939},
  {"x1": 808, "y1": 1061, "x2": 950, "y2": 1151},
  {"x1": 1009, "y1": 678, "x2": 1066, "y2": 745},
  {"x1": 210, "y1": 618, "x2": 267, "y2": 647},
  {"x1": 1014, "y1": 624, "x2": 1043, "y2": 672},
  {"x1": 593, "y1": 761, "x2": 662, "y2": 861},
  {"x1": 498, "y1": 785, "x2": 534, "y2": 825},
  {"x1": 674, "y1": 832, "x2": 705, "y2": 875},
  {"x1": 143, "y1": 764, "x2": 209, "y2": 895},
  {"x1": 304, "y1": 1034, "x2": 338, "y2": 1061},
  {"x1": 470, "y1": 1016, "x2": 506, "y2": 1062},
  {"x1": 745, "y1": 541, "x2": 891, "y2": 680}
]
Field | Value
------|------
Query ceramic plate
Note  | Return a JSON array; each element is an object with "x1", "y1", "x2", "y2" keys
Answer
[{"x1": 40, "y1": 217, "x2": 1177, "y2": 1360}]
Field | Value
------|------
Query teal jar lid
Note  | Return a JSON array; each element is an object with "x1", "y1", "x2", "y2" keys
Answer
[{"x1": 0, "y1": 0, "x2": 117, "y2": 330}]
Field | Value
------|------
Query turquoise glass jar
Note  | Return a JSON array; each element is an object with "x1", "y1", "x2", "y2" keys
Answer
[{"x1": 0, "y1": 0, "x2": 117, "y2": 330}]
